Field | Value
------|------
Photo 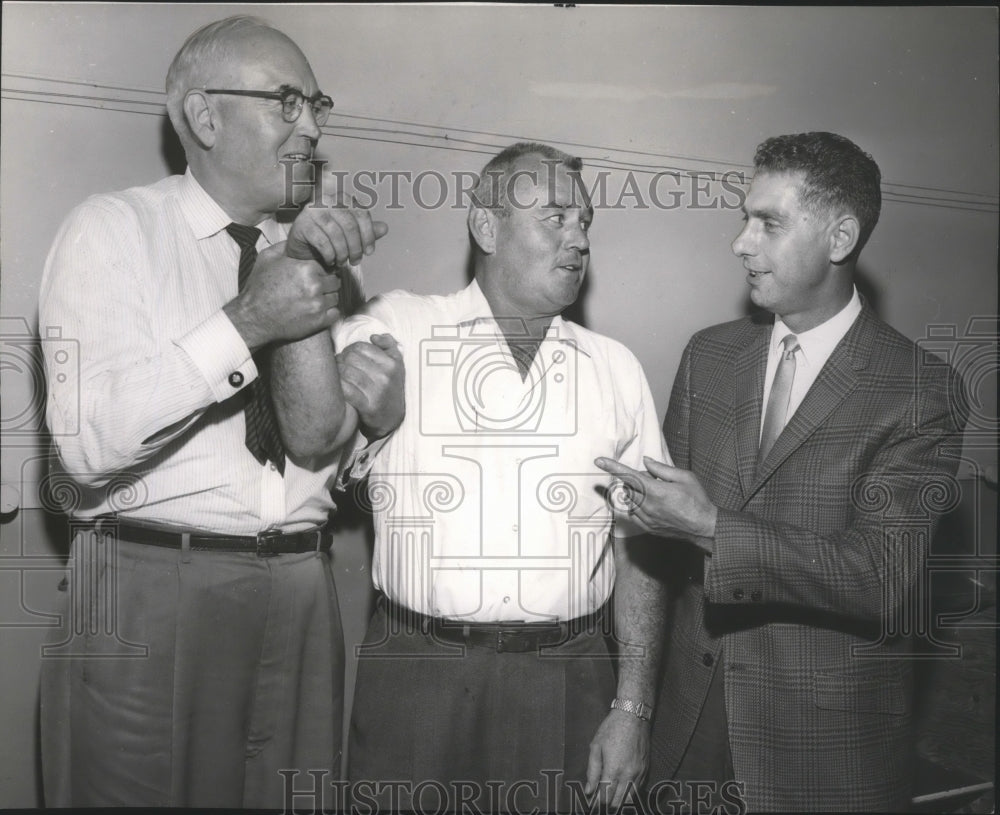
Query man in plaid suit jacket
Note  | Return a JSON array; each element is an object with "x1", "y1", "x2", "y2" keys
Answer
[{"x1": 597, "y1": 132, "x2": 966, "y2": 811}]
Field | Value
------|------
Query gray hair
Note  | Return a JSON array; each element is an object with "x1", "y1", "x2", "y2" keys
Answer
[
  {"x1": 164, "y1": 15, "x2": 276, "y2": 146},
  {"x1": 470, "y1": 142, "x2": 583, "y2": 215}
]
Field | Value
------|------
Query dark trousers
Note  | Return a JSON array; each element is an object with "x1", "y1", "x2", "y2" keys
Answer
[{"x1": 348, "y1": 599, "x2": 616, "y2": 813}]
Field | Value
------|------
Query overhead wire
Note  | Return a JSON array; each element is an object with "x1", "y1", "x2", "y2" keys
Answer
[{"x1": 3, "y1": 73, "x2": 997, "y2": 213}]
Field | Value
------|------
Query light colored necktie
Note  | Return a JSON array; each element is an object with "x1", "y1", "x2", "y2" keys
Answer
[{"x1": 757, "y1": 334, "x2": 799, "y2": 468}]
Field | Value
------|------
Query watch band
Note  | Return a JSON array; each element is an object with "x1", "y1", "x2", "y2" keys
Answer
[{"x1": 610, "y1": 696, "x2": 652, "y2": 721}]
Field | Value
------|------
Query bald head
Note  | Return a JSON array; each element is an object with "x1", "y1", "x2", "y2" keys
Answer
[{"x1": 165, "y1": 16, "x2": 306, "y2": 148}]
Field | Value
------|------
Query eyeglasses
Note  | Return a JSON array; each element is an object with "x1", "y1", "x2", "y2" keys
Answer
[{"x1": 204, "y1": 85, "x2": 334, "y2": 126}]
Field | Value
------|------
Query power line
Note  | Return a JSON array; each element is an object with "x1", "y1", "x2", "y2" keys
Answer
[
  {"x1": 7, "y1": 69, "x2": 759, "y2": 171},
  {"x1": 4, "y1": 77, "x2": 998, "y2": 212},
  {"x1": 3, "y1": 87, "x2": 165, "y2": 108},
  {"x1": 3, "y1": 71, "x2": 164, "y2": 96},
  {"x1": 2, "y1": 92, "x2": 167, "y2": 118},
  {"x1": 329, "y1": 109, "x2": 759, "y2": 173},
  {"x1": 11, "y1": 69, "x2": 1000, "y2": 203},
  {"x1": 8, "y1": 72, "x2": 999, "y2": 203}
]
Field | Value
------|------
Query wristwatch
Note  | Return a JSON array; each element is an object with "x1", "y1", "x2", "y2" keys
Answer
[{"x1": 610, "y1": 697, "x2": 652, "y2": 721}]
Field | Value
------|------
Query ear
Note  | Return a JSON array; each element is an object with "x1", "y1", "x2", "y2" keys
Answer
[
  {"x1": 468, "y1": 205, "x2": 498, "y2": 254},
  {"x1": 828, "y1": 213, "x2": 860, "y2": 263},
  {"x1": 183, "y1": 90, "x2": 218, "y2": 150}
]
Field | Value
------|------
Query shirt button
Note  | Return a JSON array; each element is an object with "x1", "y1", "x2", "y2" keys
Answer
[
  {"x1": 733, "y1": 589, "x2": 744, "y2": 600},
  {"x1": 228, "y1": 371, "x2": 244, "y2": 387},
  {"x1": 702, "y1": 652, "x2": 714, "y2": 667},
  {"x1": 750, "y1": 590, "x2": 762, "y2": 602},
  {"x1": 269, "y1": 462, "x2": 277, "y2": 472},
  {"x1": 512, "y1": 524, "x2": 518, "y2": 532},
  {"x1": 503, "y1": 596, "x2": 511, "y2": 604}
]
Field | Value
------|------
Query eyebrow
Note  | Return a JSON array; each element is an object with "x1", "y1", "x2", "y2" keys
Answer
[
  {"x1": 742, "y1": 204, "x2": 786, "y2": 221},
  {"x1": 277, "y1": 83, "x2": 326, "y2": 99},
  {"x1": 542, "y1": 200, "x2": 594, "y2": 218}
]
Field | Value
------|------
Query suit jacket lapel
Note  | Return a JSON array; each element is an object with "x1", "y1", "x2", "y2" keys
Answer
[
  {"x1": 733, "y1": 321, "x2": 771, "y2": 499},
  {"x1": 746, "y1": 306, "x2": 876, "y2": 500}
]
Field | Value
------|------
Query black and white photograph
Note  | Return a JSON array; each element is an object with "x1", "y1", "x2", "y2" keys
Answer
[{"x1": 0, "y1": 3, "x2": 996, "y2": 812}]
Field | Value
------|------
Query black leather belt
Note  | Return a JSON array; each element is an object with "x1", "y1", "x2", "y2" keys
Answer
[
  {"x1": 77, "y1": 516, "x2": 331, "y2": 557},
  {"x1": 382, "y1": 597, "x2": 604, "y2": 653}
]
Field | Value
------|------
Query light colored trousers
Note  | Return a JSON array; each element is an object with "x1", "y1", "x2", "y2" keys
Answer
[{"x1": 40, "y1": 533, "x2": 344, "y2": 808}]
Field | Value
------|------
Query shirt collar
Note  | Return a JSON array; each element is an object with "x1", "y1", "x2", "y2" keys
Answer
[
  {"x1": 455, "y1": 279, "x2": 567, "y2": 341},
  {"x1": 771, "y1": 286, "x2": 862, "y2": 367},
  {"x1": 177, "y1": 168, "x2": 284, "y2": 246}
]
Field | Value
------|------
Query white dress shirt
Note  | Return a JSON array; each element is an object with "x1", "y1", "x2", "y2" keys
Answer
[
  {"x1": 335, "y1": 280, "x2": 670, "y2": 622},
  {"x1": 761, "y1": 287, "x2": 863, "y2": 439},
  {"x1": 39, "y1": 170, "x2": 341, "y2": 533}
]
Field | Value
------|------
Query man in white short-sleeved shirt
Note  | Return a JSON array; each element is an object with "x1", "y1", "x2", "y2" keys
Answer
[{"x1": 337, "y1": 142, "x2": 671, "y2": 812}]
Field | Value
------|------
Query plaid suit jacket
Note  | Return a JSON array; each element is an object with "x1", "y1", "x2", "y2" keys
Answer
[{"x1": 648, "y1": 305, "x2": 966, "y2": 811}]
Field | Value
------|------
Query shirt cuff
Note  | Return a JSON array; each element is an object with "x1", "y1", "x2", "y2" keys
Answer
[
  {"x1": 175, "y1": 309, "x2": 258, "y2": 402},
  {"x1": 334, "y1": 431, "x2": 392, "y2": 491}
]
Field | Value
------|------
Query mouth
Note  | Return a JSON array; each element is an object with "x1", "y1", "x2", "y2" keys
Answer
[
  {"x1": 556, "y1": 260, "x2": 584, "y2": 274},
  {"x1": 282, "y1": 152, "x2": 312, "y2": 162},
  {"x1": 746, "y1": 268, "x2": 770, "y2": 278}
]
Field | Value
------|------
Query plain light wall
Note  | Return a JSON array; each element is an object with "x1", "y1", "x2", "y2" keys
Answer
[{"x1": 1, "y1": 3, "x2": 997, "y2": 807}]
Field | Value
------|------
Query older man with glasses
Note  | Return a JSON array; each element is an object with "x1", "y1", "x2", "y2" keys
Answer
[{"x1": 37, "y1": 15, "x2": 402, "y2": 808}]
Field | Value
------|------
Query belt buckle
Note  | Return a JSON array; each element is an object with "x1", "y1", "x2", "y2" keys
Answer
[
  {"x1": 255, "y1": 529, "x2": 283, "y2": 557},
  {"x1": 496, "y1": 628, "x2": 529, "y2": 653}
]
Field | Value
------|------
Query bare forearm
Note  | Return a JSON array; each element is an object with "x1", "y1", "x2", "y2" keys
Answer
[
  {"x1": 271, "y1": 330, "x2": 357, "y2": 461},
  {"x1": 613, "y1": 534, "x2": 667, "y2": 705}
]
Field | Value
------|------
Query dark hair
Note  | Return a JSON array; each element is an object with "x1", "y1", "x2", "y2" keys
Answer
[
  {"x1": 754, "y1": 132, "x2": 882, "y2": 253},
  {"x1": 470, "y1": 142, "x2": 583, "y2": 214}
]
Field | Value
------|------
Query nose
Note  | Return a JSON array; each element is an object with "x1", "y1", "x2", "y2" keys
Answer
[
  {"x1": 296, "y1": 102, "x2": 322, "y2": 142},
  {"x1": 731, "y1": 220, "x2": 754, "y2": 257},
  {"x1": 566, "y1": 219, "x2": 590, "y2": 253}
]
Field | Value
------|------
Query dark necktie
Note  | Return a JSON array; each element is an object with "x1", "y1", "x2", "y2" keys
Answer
[
  {"x1": 225, "y1": 223, "x2": 286, "y2": 474},
  {"x1": 757, "y1": 334, "x2": 799, "y2": 469}
]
